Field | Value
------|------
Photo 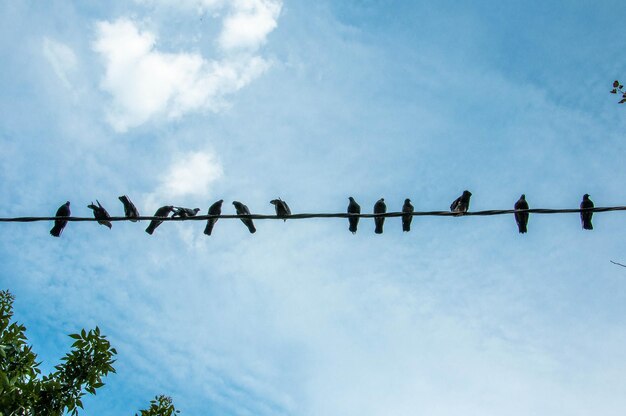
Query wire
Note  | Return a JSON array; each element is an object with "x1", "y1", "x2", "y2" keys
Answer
[{"x1": 0, "y1": 206, "x2": 623, "y2": 222}]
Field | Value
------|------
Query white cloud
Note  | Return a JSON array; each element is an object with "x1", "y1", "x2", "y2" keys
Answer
[
  {"x1": 93, "y1": 17, "x2": 275, "y2": 132},
  {"x1": 219, "y1": 0, "x2": 282, "y2": 51},
  {"x1": 42, "y1": 37, "x2": 77, "y2": 89},
  {"x1": 143, "y1": 150, "x2": 223, "y2": 212}
]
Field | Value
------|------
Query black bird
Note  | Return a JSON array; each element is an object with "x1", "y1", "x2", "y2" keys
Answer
[
  {"x1": 204, "y1": 199, "x2": 223, "y2": 236},
  {"x1": 233, "y1": 201, "x2": 256, "y2": 233},
  {"x1": 374, "y1": 198, "x2": 386, "y2": 234},
  {"x1": 270, "y1": 199, "x2": 291, "y2": 221},
  {"x1": 145, "y1": 205, "x2": 174, "y2": 235},
  {"x1": 347, "y1": 197, "x2": 361, "y2": 234},
  {"x1": 87, "y1": 200, "x2": 112, "y2": 229},
  {"x1": 580, "y1": 194, "x2": 594, "y2": 230},
  {"x1": 118, "y1": 195, "x2": 140, "y2": 222},
  {"x1": 450, "y1": 190, "x2": 472, "y2": 215},
  {"x1": 514, "y1": 194, "x2": 529, "y2": 234},
  {"x1": 402, "y1": 198, "x2": 414, "y2": 232},
  {"x1": 172, "y1": 207, "x2": 200, "y2": 218},
  {"x1": 50, "y1": 201, "x2": 70, "y2": 237}
]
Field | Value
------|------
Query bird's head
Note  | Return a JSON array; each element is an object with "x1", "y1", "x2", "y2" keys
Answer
[
  {"x1": 348, "y1": 197, "x2": 355, "y2": 202},
  {"x1": 270, "y1": 199, "x2": 279, "y2": 206},
  {"x1": 520, "y1": 194, "x2": 526, "y2": 199},
  {"x1": 405, "y1": 198, "x2": 411, "y2": 203},
  {"x1": 463, "y1": 190, "x2": 472, "y2": 197},
  {"x1": 583, "y1": 194, "x2": 590, "y2": 200}
]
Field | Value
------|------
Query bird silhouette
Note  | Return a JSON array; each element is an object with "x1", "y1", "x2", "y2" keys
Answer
[
  {"x1": 50, "y1": 201, "x2": 70, "y2": 237},
  {"x1": 374, "y1": 198, "x2": 386, "y2": 234},
  {"x1": 514, "y1": 194, "x2": 529, "y2": 234},
  {"x1": 87, "y1": 200, "x2": 112, "y2": 229},
  {"x1": 204, "y1": 200, "x2": 223, "y2": 236},
  {"x1": 145, "y1": 205, "x2": 174, "y2": 235},
  {"x1": 450, "y1": 190, "x2": 472, "y2": 215},
  {"x1": 270, "y1": 199, "x2": 291, "y2": 221},
  {"x1": 402, "y1": 198, "x2": 414, "y2": 232},
  {"x1": 233, "y1": 201, "x2": 256, "y2": 233},
  {"x1": 172, "y1": 207, "x2": 200, "y2": 218},
  {"x1": 580, "y1": 194, "x2": 594, "y2": 230},
  {"x1": 118, "y1": 195, "x2": 140, "y2": 222},
  {"x1": 347, "y1": 197, "x2": 361, "y2": 234}
]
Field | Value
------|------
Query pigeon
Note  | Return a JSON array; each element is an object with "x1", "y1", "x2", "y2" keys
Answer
[
  {"x1": 270, "y1": 199, "x2": 291, "y2": 221},
  {"x1": 233, "y1": 201, "x2": 256, "y2": 233},
  {"x1": 580, "y1": 194, "x2": 594, "y2": 230},
  {"x1": 402, "y1": 198, "x2": 414, "y2": 232},
  {"x1": 87, "y1": 200, "x2": 112, "y2": 229},
  {"x1": 204, "y1": 199, "x2": 223, "y2": 236},
  {"x1": 450, "y1": 190, "x2": 472, "y2": 215},
  {"x1": 514, "y1": 194, "x2": 529, "y2": 234},
  {"x1": 50, "y1": 201, "x2": 71, "y2": 237},
  {"x1": 347, "y1": 197, "x2": 361, "y2": 234},
  {"x1": 374, "y1": 198, "x2": 386, "y2": 234},
  {"x1": 118, "y1": 195, "x2": 140, "y2": 222},
  {"x1": 172, "y1": 207, "x2": 200, "y2": 218},
  {"x1": 145, "y1": 205, "x2": 174, "y2": 235}
]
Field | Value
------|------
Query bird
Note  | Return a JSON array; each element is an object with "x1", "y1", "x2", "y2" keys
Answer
[
  {"x1": 514, "y1": 194, "x2": 529, "y2": 234},
  {"x1": 50, "y1": 201, "x2": 70, "y2": 237},
  {"x1": 374, "y1": 198, "x2": 386, "y2": 234},
  {"x1": 270, "y1": 199, "x2": 291, "y2": 221},
  {"x1": 347, "y1": 197, "x2": 361, "y2": 234},
  {"x1": 118, "y1": 195, "x2": 140, "y2": 222},
  {"x1": 450, "y1": 190, "x2": 472, "y2": 215},
  {"x1": 87, "y1": 200, "x2": 112, "y2": 229},
  {"x1": 204, "y1": 200, "x2": 223, "y2": 236},
  {"x1": 145, "y1": 205, "x2": 174, "y2": 235},
  {"x1": 172, "y1": 207, "x2": 200, "y2": 218},
  {"x1": 402, "y1": 198, "x2": 414, "y2": 232},
  {"x1": 233, "y1": 201, "x2": 256, "y2": 233},
  {"x1": 580, "y1": 194, "x2": 594, "y2": 230}
]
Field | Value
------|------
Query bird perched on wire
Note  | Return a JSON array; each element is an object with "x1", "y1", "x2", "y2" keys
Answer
[
  {"x1": 172, "y1": 207, "x2": 200, "y2": 218},
  {"x1": 204, "y1": 199, "x2": 223, "y2": 236},
  {"x1": 402, "y1": 198, "x2": 414, "y2": 232},
  {"x1": 580, "y1": 194, "x2": 594, "y2": 230},
  {"x1": 347, "y1": 197, "x2": 361, "y2": 234},
  {"x1": 374, "y1": 198, "x2": 386, "y2": 234},
  {"x1": 270, "y1": 199, "x2": 291, "y2": 221},
  {"x1": 87, "y1": 200, "x2": 112, "y2": 229},
  {"x1": 145, "y1": 205, "x2": 174, "y2": 235},
  {"x1": 233, "y1": 201, "x2": 256, "y2": 233},
  {"x1": 118, "y1": 195, "x2": 140, "y2": 222},
  {"x1": 450, "y1": 190, "x2": 472, "y2": 215},
  {"x1": 50, "y1": 201, "x2": 71, "y2": 237},
  {"x1": 514, "y1": 194, "x2": 529, "y2": 234}
]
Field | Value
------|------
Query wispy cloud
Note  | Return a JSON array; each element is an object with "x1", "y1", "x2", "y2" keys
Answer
[{"x1": 42, "y1": 37, "x2": 77, "y2": 90}]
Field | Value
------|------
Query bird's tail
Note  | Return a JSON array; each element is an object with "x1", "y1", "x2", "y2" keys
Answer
[
  {"x1": 50, "y1": 226, "x2": 62, "y2": 237},
  {"x1": 375, "y1": 220, "x2": 384, "y2": 234},
  {"x1": 583, "y1": 220, "x2": 593, "y2": 230},
  {"x1": 402, "y1": 222, "x2": 411, "y2": 232}
]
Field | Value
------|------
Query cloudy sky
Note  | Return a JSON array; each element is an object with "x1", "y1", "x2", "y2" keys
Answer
[{"x1": 2, "y1": 0, "x2": 626, "y2": 414}]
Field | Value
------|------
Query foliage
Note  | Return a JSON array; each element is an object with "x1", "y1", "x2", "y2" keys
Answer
[
  {"x1": 0, "y1": 289, "x2": 116, "y2": 416},
  {"x1": 610, "y1": 80, "x2": 626, "y2": 103},
  {"x1": 136, "y1": 395, "x2": 180, "y2": 416}
]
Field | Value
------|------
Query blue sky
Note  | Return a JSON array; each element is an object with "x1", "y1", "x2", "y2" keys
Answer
[{"x1": 2, "y1": 0, "x2": 626, "y2": 414}]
